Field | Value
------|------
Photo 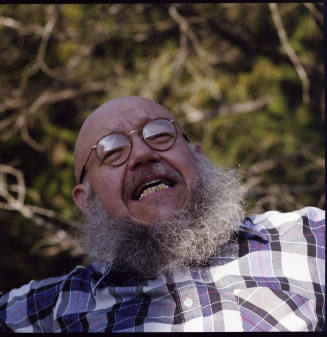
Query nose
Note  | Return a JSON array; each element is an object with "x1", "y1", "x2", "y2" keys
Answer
[{"x1": 127, "y1": 134, "x2": 160, "y2": 170}]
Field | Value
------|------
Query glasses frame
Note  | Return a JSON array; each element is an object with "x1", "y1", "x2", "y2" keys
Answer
[{"x1": 79, "y1": 118, "x2": 189, "y2": 184}]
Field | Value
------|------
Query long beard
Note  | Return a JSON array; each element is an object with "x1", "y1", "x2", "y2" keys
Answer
[{"x1": 76, "y1": 153, "x2": 244, "y2": 279}]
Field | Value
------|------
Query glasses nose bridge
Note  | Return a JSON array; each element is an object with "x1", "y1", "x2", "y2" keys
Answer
[
  {"x1": 126, "y1": 127, "x2": 161, "y2": 169},
  {"x1": 128, "y1": 128, "x2": 146, "y2": 144}
]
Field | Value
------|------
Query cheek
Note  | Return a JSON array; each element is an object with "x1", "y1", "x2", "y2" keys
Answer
[
  {"x1": 91, "y1": 169, "x2": 127, "y2": 215},
  {"x1": 165, "y1": 145, "x2": 201, "y2": 181}
]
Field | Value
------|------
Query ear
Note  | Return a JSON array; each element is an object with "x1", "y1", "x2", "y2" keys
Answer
[
  {"x1": 191, "y1": 142, "x2": 204, "y2": 154},
  {"x1": 72, "y1": 184, "x2": 88, "y2": 213}
]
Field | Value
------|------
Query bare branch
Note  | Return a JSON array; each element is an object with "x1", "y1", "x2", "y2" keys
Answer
[
  {"x1": 248, "y1": 146, "x2": 322, "y2": 176},
  {"x1": 1, "y1": 79, "x2": 109, "y2": 151},
  {"x1": 213, "y1": 95, "x2": 271, "y2": 118},
  {"x1": 28, "y1": 88, "x2": 79, "y2": 115},
  {"x1": 20, "y1": 122, "x2": 45, "y2": 152},
  {"x1": 18, "y1": 5, "x2": 59, "y2": 96},
  {"x1": 183, "y1": 95, "x2": 270, "y2": 123},
  {"x1": 0, "y1": 164, "x2": 26, "y2": 205},
  {"x1": 30, "y1": 229, "x2": 82, "y2": 257},
  {"x1": 0, "y1": 16, "x2": 43, "y2": 36},
  {"x1": 269, "y1": 3, "x2": 310, "y2": 105},
  {"x1": 182, "y1": 103, "x2": 204, "y2": 123},
  {"x1": 0, "y1": 164, "x2": 80, "y2": 255},
  {"x1": 0, "y1": 97, "x2": 25, "y2": 114},
  {"x1": 241, "y1": 176, "x2": 262, "y2": 195},
  {"x1": 168, "y1": 5, "x2": 216, "y2": 74},
  {"x1": 0, "y1": 164, "x2": 54, "y2": 227},
  {"x1": 26, "y1": 205, "x2": 56, "y2": 218},
  {"x1": 28, "y1": 81, "x2": 110, "y2": 116},
  {"x1": 303, "y1": 3, "x2": 323, "y2": 28},
  {"x1": 280, "y1": 184, "x2": 305, "y2": 209},
  {"x1": 35, "y1": 7, "x2": 58, "y2": 66},
  {"x1": 0, "y1": 113, "x2": 19, "y2": 134}
]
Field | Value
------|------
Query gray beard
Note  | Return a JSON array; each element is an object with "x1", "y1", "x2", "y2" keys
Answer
[{"x1": 76, "y1": 152, "x2": 244, "y2": 279}]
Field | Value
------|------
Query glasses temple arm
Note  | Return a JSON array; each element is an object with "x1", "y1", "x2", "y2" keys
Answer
[
  {"x1": 79, "y1": 146, "x2": 96, "y2": 184},
  {"x1": 172, "y1": 120, "x2": 190, "y2": 143},
  {"x1": 182, "y1": 133, "x2": 190, "y2": 143},
  {"x1": 79, "y1": 166, "x2": 86, "y2": 184}
]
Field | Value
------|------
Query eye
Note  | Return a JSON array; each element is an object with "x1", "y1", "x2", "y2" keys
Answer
[
  {"x1": 147, "y1": 132, "x2": 174, "y2": 144},
  {"x1": 104, "y1": 148, "x2": 122, "y2": 157},
  {"x1": 143, "y1": 119, "x2": 176, "y2": 149},
  {"x1": 97, "y1": 133, "x2": 131, "y2": 165},
  {"x1": 102, "y1": 147, "x2": 125, "y2": 164}
]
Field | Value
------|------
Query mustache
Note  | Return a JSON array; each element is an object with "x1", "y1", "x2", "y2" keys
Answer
[
  {"x1": 78, "y1": 153, "x2": 245, "y2": 278},
  {"x1": 123, "y1": 162, "x2": 183, "y2": 201}
]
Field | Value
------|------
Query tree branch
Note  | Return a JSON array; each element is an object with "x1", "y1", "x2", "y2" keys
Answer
[
  {"x1": 213, "y1": 95, "x2": 271, "y2": 118},
  {"x1": 0, "y1": 16, "x2": 43, "y2": 36},
  {"x1": 0, "y1": 164, "x2": 80, "y2": 255},
  {"x1": 183, "y1": 95, "x2": 270, "y2": 123},
  {"x1": 269, "y1": 3, "x2": 310, "y2": 105},
  {"x1": 18, "y1": 5, "x2": 59, "y2": 96},
  {"x1": 303, "y1": 3, "x2": 323, "y2": 30},
  {"x1": 168, "y1": 6, "x2": 216, "y2": 74}
]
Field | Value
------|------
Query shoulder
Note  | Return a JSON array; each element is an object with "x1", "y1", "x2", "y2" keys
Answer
[
  {"x1": 247, "y1": 206, "x2": 324, "y2": 232},
  {"x1": 0, "y1": 264, "x2": 89, "y2": 301},
  {"x1": 0, "y1": 265, "x2": 91, "y2": 331}
]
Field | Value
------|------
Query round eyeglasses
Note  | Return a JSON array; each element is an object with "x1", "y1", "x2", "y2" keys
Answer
[{"x1": 79, "y1": 118, "x2": 189, "y2": 184}]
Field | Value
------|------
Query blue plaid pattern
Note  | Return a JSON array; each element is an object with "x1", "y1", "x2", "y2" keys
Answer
[{"x1": 0, "y1": 207, "x2": 324, "y2": 332}]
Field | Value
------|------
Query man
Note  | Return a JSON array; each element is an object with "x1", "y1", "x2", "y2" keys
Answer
[{"x1": 0, "y1": 96, "x2": 325, "y2": 332}]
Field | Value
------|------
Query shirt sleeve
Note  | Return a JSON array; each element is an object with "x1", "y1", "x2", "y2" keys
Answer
[{"x1": 0, "y1": 277, "x2": 63, "y2": 332}]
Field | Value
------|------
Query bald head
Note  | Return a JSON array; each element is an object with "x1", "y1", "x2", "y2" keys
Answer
[{"x1": 74, "y1": 96, "x2": 176, "y2": 183}]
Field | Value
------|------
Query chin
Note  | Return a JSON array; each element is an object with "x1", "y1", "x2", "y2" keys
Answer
[{"x1": 129, "y1": 207, "x2": 177, "y2": 226}]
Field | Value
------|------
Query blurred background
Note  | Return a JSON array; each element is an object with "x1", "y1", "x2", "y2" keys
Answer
[{"x1": 0, "y1": 3, "x2": 324, "y2": 292}]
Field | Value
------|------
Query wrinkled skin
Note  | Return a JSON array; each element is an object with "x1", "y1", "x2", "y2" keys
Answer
[
  {"x1": 77, "y1": 151, "x2": 244, "y2": 279},
  {"x1": 73, "y1": 96, "x2": 204, "y2": 225}
]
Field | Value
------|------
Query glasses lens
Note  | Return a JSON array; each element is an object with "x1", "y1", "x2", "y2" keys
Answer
[
  {"x1": 143, "y1": 119, "x2": 176, "y2": 150},
  {"x1": 97, "y1": 134, "x2": 131, "y2": 166}
]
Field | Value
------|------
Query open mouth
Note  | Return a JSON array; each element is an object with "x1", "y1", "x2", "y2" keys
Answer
[{"x1": 132, "y1": 178, "x2": 175, "y2": 200}]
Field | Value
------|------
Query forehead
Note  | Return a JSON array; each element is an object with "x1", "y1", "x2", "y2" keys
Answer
[
  {"x1": 90, "y1": 100, "x2": 174, "y2": 134},
  {"x1": 74, "y1": 97, "x2": 176, "y2": 181}
]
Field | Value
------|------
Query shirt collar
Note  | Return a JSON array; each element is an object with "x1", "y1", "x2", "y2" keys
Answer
[
  {"x1": 239, "y1": 216, "x2": 271, "y2": 242},
  {"x1": 90, "y1": 260, "x2": 113, "y2": 295}
]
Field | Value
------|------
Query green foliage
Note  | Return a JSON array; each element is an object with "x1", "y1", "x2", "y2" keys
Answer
[{"x1": 0, "y1": 3, "x2": 324, "y2": 292}]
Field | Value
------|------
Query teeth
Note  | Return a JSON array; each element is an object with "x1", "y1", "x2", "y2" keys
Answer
[{"x1": 139, "y1": 183, "x2": 169, "y2": 200}]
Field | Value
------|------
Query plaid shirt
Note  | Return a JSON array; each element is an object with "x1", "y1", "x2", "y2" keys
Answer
[{"x1": 0, "y1": 206, "x2": 325, "y2": 332}]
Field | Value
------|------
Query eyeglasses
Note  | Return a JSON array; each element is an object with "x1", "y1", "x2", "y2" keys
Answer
[{"x1": 79, "y1": 118, "x2": 189, "y2": 184}]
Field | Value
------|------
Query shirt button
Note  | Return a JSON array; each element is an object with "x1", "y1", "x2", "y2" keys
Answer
[{"x1": 184, "y1": 297, "x2": 193, "y2": 308}]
